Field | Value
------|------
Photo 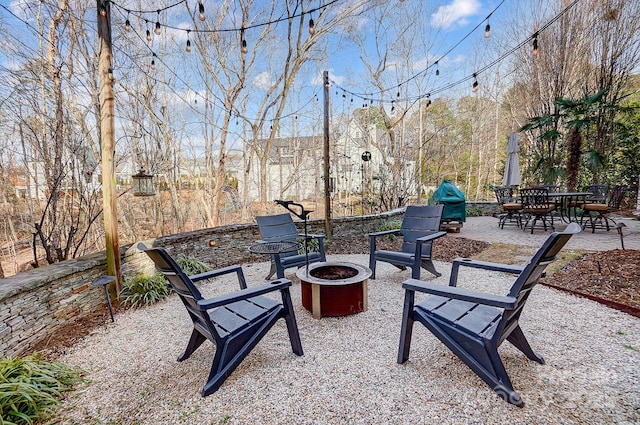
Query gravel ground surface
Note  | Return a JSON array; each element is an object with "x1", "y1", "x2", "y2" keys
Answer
[{"x1": 56, "y1": 254, "x2": 640, "y2": 425}]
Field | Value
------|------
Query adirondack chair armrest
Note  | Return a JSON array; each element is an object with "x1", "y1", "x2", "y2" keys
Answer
[
  {"x1": 415, "y1": 231, "x2": 447, "y2": 258},
  {"x1": 416, "y1": 231, "x2": 447, "y2": 243},
  {"x1": 197, "y1": 279, "x2": 293, "y2": 310},
  {"x1": 448, "y1": 258, "x2": 524, "y2": 287},
  {"x1": 297, "y1": 233, "x2": 325, "y2": 240},
  {"x1": 368, "y1": 229, "x2": 402, "y2": 238},
  {"x1": 190, "y1": 265, "x2": 248, "y2": 290},
  {"x1": 403, "y1": 278, "x2": 517, "y2": 309},
  {"x1": 190, "y1": 264, "x2": 244, "y2": 282}
]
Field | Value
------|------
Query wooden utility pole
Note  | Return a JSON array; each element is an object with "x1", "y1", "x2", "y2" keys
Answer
[
  {"x1": 323, "y1": 71, "x2": 332, "y2": 239},
  {"x1": 97, "y1": 1, "x2": 122, "y2": 295}
]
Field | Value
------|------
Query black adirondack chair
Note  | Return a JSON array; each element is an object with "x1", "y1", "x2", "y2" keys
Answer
[
  {"x1": 256, "y1": 213, "x2": 326, "y2": 279},
  {"x1": 138, "y1": 243, "x2": 303, "y2": 397},
  {"x1": 397, "y1": 223, "x2": 581, "y2": 406},
  {"x1": 368, "y1": 205, "x2": 446, "y2": 280}
]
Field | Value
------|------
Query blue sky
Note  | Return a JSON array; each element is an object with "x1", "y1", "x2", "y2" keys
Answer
[{"x1": 0, "y1": 0, "x2": 521, "y2": 148}]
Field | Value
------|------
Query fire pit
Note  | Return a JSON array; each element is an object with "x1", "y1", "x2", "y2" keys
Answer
[{"x1": 296, "y1": 262, "x2": 372, "y2": 319}]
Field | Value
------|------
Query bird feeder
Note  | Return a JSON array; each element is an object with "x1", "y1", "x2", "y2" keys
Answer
[{"x1": 131, "y1": 167, "x2": 155, "y2": 196}]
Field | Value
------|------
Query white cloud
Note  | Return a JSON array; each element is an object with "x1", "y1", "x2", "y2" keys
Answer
[
  {"x1": 430, "y1": 0, "x2": 482, "y2": 29},
  {"x1": 252, "y1": 72, "x2": 272, "y2": 90}
]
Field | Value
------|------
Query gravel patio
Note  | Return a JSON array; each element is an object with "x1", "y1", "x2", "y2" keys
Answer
[{"x1": 55, "y1": 253, "x2": 640, "y2": 424}]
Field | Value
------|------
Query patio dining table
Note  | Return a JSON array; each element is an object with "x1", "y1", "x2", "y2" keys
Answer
[{"x1": 548, "y1": 192, "x2": 592, "y2": 223}]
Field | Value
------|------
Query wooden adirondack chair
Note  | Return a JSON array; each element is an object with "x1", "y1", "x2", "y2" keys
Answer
[
  {"x1": 256, "y1": 213, "x2": 326, "y2": 279},
  {"x1": 139, "y1": 243, "x2": 303, "y2": 397},
  {"x1": 368, "y1": 205, "x2": 446, "y2": 280},
  {"x1": 397, "y1": 223, "x2": 581, "y2": 406}
]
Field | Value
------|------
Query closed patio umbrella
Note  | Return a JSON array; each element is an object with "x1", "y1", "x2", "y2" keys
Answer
[{"x1": 503, "y1": 132, "x2": 521, "y2": 187}]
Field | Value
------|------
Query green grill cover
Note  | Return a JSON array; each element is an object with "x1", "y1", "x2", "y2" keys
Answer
[{"x1": 429, "y1": 180, "x2": 466, "y2": 222}]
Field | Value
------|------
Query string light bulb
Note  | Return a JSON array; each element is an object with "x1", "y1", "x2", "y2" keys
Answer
[
  {"x1": 240, "y1": 27, "x2": 248, "y2": 54},
  {"x1": 532, "y1": 33, "x2": 539, "y2": 56},
  {"x1": 151, "y1": 53, "x2": 156, "y2": 69},
  {"x1": 186, "y1": 30, "x2": 191, "y2": 52},
  {"x1": 472, "y1": 73, "x2": 478, "y2": 92},
  {"x1": 125, "y1": 18, "x2": 131, "y2": 32},
  {"x1": 198, "y1": 1, "x2": 205, "y2": 21},
  {"x1": 154, "y1": 21, "x2": 161, "y2": 35},
  {"x1": 146, "y1": 28, "x2": 152, "y2": 42},
  {"x1": 435, "y1": 62, "x2": 440, "y2": 79},
  {"x1": 484, "y1": 23, "x2": 491, "y2": 38},
  {"x1": 309, "y1": 16, "x2": 315, "y2": 35},
  {"x1": 99, "y1": 2, "x2": 107, "y2": 17}
]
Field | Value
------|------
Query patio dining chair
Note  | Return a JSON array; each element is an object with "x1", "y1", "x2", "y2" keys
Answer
[
  {"x1": 520, "y1": 187, "x2": 556, "y2": 233},
  {"x1": 139, "y1": 243, "x2": 303, "y2": 396},
  {"x1": 494, "y1": 186, "x2": 522, "y2": 229},
  {"x1": 397, "y1": 223, "x2": 582, "y2": 406},
  {"x1": 581, "y1": 184, "x2": 627, "y2": 232}
]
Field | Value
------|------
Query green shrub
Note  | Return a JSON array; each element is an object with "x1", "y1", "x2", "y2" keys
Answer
[
  {"x1": 177, "y1": 257, "x2": 212, "y2": 276},
  {"x1": 466, "y1": 206, "x2": 485, "y2": 217},
  {"x1": 122, "y1": 273, "x2": 171, "y2": 308},
  {"x1": 0, "y1": 354, "x2": 83, "y2": 424},
  {"x1": 297, "y1": 237, "x2": 319, "y2": 254},
  {"x1": 374, "y1": 219, "x2": 402, "y2": 241}
]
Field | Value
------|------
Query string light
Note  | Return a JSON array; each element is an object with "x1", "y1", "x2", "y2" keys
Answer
[
  {"x1": 151, "y1": 53, "x2": 156, "y2": 69},
  {"x1": 532, "y1": 32, "x2": 539, "y2": 56},
  {"x1": 186, "y1": 30, "x2": 191, "y2": 52},
  {"x1": 125, "y1": 14, "x2": 131, "y2": 32},
  {"x1": 154, "y1": 10, "x2": 161, "y2": 35},
  {"x1": 309, "y1": 15, "x2": 315, "y2": 35},
  {"x1": 99, "y1": 2, "x2": 107, "y2": 17},
  {"x1": 435, "y1": 62, "x2": 440, "y2": 79},
  {"x1": 484, "y1": 23, "x2": 490, "y2": 38},
  {"x1": 472, "y1": 73, "x2": 478, "y2": 92},
  {"x1": 241, "y1": 27, "x2": 248, "y2": 54},
  {"x1": 198, "y1": 1, "x2": 205, "y2": 21}
]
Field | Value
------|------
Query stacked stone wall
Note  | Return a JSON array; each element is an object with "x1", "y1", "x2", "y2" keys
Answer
[{"x1": 0, "y1": 204, "x2": 495, "y2": 357}]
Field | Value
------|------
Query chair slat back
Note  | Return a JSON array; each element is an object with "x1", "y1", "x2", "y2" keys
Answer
[
  {"x1": 500, "y1": 223, "x2": 581, "y2": 338},
  {"x1": 139, "y1": 244, "x2": 215, "y2": 336},
  {"x1": 520, "y1": 187, "x2": 550, "y2": 211},
  {"x1": 494, "y1": 187, "x2": 515, "y2": 205},
  {"x1": 256, "y1": 213, "x2": 299, "y2": 242},
  {"x1": 400, "y1": 205, "x2": 444, "y2": 254},
  {"x1": 585, "y1": 184, "x2": 609, "y2": 203},
  {"x1": 608, "y1": 185, "x2": 628, "y2": 210}
]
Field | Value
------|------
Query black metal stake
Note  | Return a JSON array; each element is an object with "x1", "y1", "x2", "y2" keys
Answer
[
  {"x1": 275, "y1": 200, "x2": 312, "y2": 274},
  {"x1": 616, "y1": 222, "x2": 626, "y2": 250}
]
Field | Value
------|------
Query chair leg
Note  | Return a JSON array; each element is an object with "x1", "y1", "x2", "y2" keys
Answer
[
  {"x1": 397, "y1": 290, "x2": 416, "y2": 364},
  {"x1": 419, "y1": 314, "x2": 524, "y2": 407},
  {"x1": 369, "y1": 256, "x2": 377, "y2": 279},
  {"x1": 420, "y1": 259, "x2": 441, "y2": 278},
  {"x1": 178, "y1": 329, "x2": 207, "y2": 362},
  {"x1": 202, "y1": 311, "x2": 281, "y2": 397},
  {"x1": 506, "y1": 325, "x2": 544, "y2": 364},
  {"x1": 280, "y1": 287, "x2": 304, "y2": 356},
  {"x1": 265, "y1": 260, "x2": 277, "y2": 280}
]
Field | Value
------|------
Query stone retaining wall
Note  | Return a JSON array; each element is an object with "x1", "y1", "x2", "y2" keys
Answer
[{"x1": 0, "y1": 202, "x2": 497, "y2": 357}]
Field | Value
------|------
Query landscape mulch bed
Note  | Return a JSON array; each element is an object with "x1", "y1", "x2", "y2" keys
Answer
[{"x1": 32, "y1": 236, "x2": 639, "y2": 359}]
